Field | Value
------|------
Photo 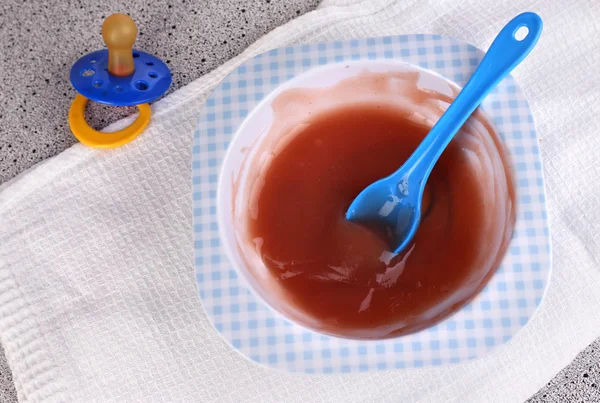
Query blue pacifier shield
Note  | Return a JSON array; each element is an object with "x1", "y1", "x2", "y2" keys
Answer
[{"x1": 70, "y1": 49, "x2": 171, "y2": 106}]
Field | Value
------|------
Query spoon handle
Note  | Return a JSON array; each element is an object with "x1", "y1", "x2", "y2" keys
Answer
[{"x1": 401, "y1": 12, "x2": 542, "y2": 181}]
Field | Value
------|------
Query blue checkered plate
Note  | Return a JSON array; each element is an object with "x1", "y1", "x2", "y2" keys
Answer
[{"x1": 191, "y1": 34, "x2": 551, "y2": 373}]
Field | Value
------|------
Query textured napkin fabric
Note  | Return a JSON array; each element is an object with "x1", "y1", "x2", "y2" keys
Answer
[{"x1": 1, "y1": 0, "x2": 599, "y2": 401}]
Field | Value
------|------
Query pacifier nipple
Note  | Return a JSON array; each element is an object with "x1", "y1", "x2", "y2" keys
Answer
[{"x1": 102, "y1": 13, "x2": 137, "y2": 77}]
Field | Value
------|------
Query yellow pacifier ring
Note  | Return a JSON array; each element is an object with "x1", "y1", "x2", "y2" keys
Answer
[{"x1": 68, "y1": 94, "x2": 151, "y2": 149}]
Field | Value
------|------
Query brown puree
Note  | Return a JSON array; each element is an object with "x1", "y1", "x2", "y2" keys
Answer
[{"x1": 236, "y1": 71, "x2": 515, "y2": 339}]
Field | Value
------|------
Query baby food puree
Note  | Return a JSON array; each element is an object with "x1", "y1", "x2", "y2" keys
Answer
[{"x1": 237, "y1": 71, "x2": 515, "y2": 339}]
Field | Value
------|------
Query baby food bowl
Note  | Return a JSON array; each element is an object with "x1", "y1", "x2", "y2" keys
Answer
[{"x1": 193, "y1": 35, "x2": 551, "y2": 373}]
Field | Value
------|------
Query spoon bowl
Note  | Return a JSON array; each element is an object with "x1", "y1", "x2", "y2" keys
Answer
[{"x1": 346, "y1": 173, "x2": 424, "y2": 253}]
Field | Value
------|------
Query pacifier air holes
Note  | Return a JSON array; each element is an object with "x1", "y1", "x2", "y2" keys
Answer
[
  {"x1": 135, "y1": 80, "x2": 149, "y2": 91},
  {"x1": 146, "y1": 61, "x2": 154, "y2": 66},
  {"x1": 81, "y1": 68, "x2": 95, "y2": 77},
  {"x1": 148, "y1": 72, "x2": 158, "y2": 79},
  {"x1": 114, "y1": 85, "x2": 124, "y2": 93},
  {"x1": 133, "y1": 52, "x2": 140, "y2": 58},
  {"x1": 93, "y1": 80, "x2": 103, "y2": 87},
  {"x1": 514, "y1": 26, "x2": 529, "y2": 41}
]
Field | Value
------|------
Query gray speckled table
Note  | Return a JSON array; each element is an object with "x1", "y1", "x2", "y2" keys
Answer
[{"x1": 0, "y1": 1, "x2": 598, "y2": 402}]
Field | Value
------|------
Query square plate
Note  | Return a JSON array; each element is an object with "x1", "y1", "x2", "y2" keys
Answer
[{"x1": 191, "y1": 34, "x2": 551, "y2": 374}]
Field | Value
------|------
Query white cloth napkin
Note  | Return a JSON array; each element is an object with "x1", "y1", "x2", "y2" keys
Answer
[{"x1": 1, "y1": 0, "x2": 599, "y2": 401}]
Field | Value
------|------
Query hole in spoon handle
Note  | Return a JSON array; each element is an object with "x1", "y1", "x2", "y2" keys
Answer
[
  {"x1": 461, "y1": 12, "x2": 542, "y2": 95},
  {"x1": 489, "y1": 12, "x2": 543, "y2": 66},
  {"x1": 514, "y1": 26, "x2": 529, "y2": 41}
]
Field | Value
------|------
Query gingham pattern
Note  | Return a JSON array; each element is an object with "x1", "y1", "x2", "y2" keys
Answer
[{"x1": 191, "y1": 34, "x2": 551, "y2": 373}]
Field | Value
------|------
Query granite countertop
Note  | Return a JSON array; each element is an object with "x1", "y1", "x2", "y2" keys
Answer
[{"x1": 0, "y1": 0, "x2": 598, "y2": 402}]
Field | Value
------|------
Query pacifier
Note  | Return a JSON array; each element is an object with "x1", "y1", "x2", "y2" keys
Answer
[{"x1": 69, "y1": 13, "x2": 172, "y2": 148}]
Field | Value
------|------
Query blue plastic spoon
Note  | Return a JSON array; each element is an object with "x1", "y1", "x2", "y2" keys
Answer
[{"x1": 346, "y1": 12, "x2": 542, "y2": 253}]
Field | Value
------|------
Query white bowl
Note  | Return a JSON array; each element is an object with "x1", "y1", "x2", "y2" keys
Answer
[{"x1": 217, "y1": 60, "x2": 504, "y2": 337}]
